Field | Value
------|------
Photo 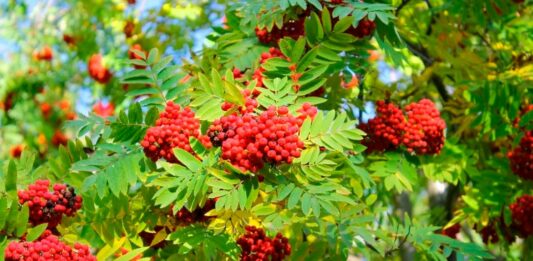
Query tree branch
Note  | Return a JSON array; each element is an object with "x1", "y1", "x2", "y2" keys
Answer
[
  {"x1": 430, "y1": 74, "x2": 450, "y2": 102},
  {"x1": 402, "y1": 39, "x2": 450, "y2": 102}
]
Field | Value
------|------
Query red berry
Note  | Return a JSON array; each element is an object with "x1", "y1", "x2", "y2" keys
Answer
[
  {"x1": 88, "y1": 54, "x2": 113, "y2": 84},
  {"x1": 237, "y1": 226, "x2": 291, "y2": 261},
  {"x1": 208, "y1": 102, "x2": 306, "y2": 173},
  {"x1": 402, "y1": 99, "x2": 446, "y2": 155},
  {"x1": 252, "y1": 48, "x2": 286, "y2": 91},
  {"x1": 51, "y1": 130, "x2": 68, "y2": 147},
  {"x1": 123, "y1": 20, "x2": 135, "y2": 38},
  {"x1": 63, "y1": 34, "x2": 76, "y2": 46},
  {"x1": 33, "y1": 46, "x2": 53, "y2": 61},
  {"x1": 92, "y1": 101, "x2": 115, "y2": 117},
  {"x1": 17, "y1": 180, "x2": 82, "y2": 228},
  {"x1": 141, "y1": 102, "x2": 209, "y2": 163},
  {"x1": 508, "y1": 131, "x2": 533, "y2": 180},
  {"x1": 360, "y1": 101, "x2": 406, "y2": 153},
  {"x1": 10, "y1": 144, "x2": 24, "y2": 158},
  {"x1": 128, "y1": 44, "x2": 146, "y2": 69},
  {"x1": 5, "y1": 231, "x2": 95, "y2": 261},
  {"x1": 346, "y1": 17, "x2": 376, "y2": 38},
  {"x1": 510, "y1": 195, "x2": 533, "y2": 237},
  {"x1": 441, "y1": 223, "x2": 461, "y2": 239}
]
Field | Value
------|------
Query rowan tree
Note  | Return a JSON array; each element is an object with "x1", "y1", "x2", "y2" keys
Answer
[{"x1": 0, "y1": 0, "x2": 531, "y2": 260}]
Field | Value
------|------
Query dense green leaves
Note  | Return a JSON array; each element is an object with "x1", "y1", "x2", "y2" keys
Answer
[
  {"x1": 75, "y1": 151, "x2": 143, "y2": 198},
  {"x1": 300, "y1": 111, "x2": 365, "y2": 151},
  {"x1": 167, "y1": 226, "x2": 240, "y2": 259},
  {"x1": 369, "y1": 153, "x2": 417, "y2": 193},
  {"x1": 110, "y1": 103, "x2": 157, "y2": 144}
]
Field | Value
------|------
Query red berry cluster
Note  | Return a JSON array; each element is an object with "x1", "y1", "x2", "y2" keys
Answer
[
  {"x1": 297, "y1": 102, "x2": 318, "y2": 121},
  {"x1": 473, "y1": 218, "x2": 514, "y2": 244},
  {"x1": 347, "y1": 18, "x2": 376, "y2": 38},
  {"x1": 208, "y1": 103, "x2": 312, "y2": 172},
  {"x1": 33, "y1": 46, "x2": 53, "y2": 61},
  {"x1": 63, "y1": 34, "x2": 77, "y2": 46},
  {"x1": 5, "y1": 230, "x2": 95, "y2": 261},
  {"x1": 403, "y1": 99, "x2": 446, "y2": 154},
  {"x1": 510, "y1": 195, "x2": 533, "y2": 237},
  {"x1": 40, "y1": 102, "x2": 52, "y2": 119},
  {"x1": 51, "y1": 130, "x2": 68, "y2": 147},
  {"x1": 252, "y1": 48, "x2": 285, "y2": 89},
  {"x1": 92, "y1": 101, "x2": 115, "y2": 117},
  {"x1": 508, "y1": 131, "x2": 533, "y2": 180},
  {"x1": 17, "y1": 180, "x2": 82, "y2": 228},
  {"x1": 441, "y1": 223, "x2": 461, "y2": 239},
  {"x1": 360, "y1": 101, "x2": 406, "y2": 153},
  {"x1": 10, "y1": 144, "x2": 24, "y2": 158},
  {"x1": 40, "y1": 100, "x2": 76, "y2": 122},
  {"x1": 233, "y1": 68, "x2": 243, "y2": 79},
  {"x1": 88, "y1": 54, "x2": 112, "y2": 84},
  {"x1": 173, "y1": 199, "x2": 216, "y2": 225},
  {"x1": 237, "y1": 226, "x2": 291, "y2": 261},
  {"x1": 255, "y1": 18, "x2": 305, "y2": 44},
  {"x1": 128, "y1": 44, "x2": 147, "y2": 69},
  {"x1": 329, "y1": 1, "x2": 375, "y2": 38},
  {"x1": 361, "y1": 99, "x2": 446, "y2": 155},
  {"x1": 478, "y1": 223, "x2": 500, "y2": 244},
  {"x1": 57, "y1": 100, "x2": 76, "y2": 120},
  {"x1": 124, "y1": 20, "x2": 135, "y2": 38},
  {"x1": 0, "y1": 92, "x2": 15, "y2": 112},
  {"x1": 141, "y1": 101, "x2": 211, "y2": 163}
]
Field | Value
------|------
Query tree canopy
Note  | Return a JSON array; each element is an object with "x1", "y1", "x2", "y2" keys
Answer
[{"x1": 0, "y1": 0, "x2": 532, "y2": 260}]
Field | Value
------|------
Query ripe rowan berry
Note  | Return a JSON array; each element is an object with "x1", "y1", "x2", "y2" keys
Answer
[
  {"x1": 508, "y1": 131, "x2": 533, "y2": 180},
  {"x1": 88, "y1": 54, "x2": 113, "y2": 84},
  {"x1": 347, "y1": 18, "x2": 376, "y2": 38},
  {"x1": 441, "y1": 223, "x2": 461, "y2": 239},
  {"x1": 128, "y1": 44, "x2": 147, "y2": 69},
  {"x1": 360, "y1": 101, "x2": 406, "y2": 153},
  {"x1": 173, "y1": 199, "x2": 216, "y2": 225},
  {"x1": 252, "y1": 48, "x2": 286, "y2": 91},
  {"x1": 63, "y1": 34, "x2": 76, "y2": 46},
  {"x1": 51, "y1": 130, "x2": 68, "y2": 147},
  {"x1": 237, "y1": 226, "x2": 291, "y2": 261},
  {"x1": 208, "y1": 104, "x2": 306, "y2": 172},
  {"x1": 124, "y1": 20, "x2": 135, "y2": 38},
  {"x1": 10, "y1": 144, "x2": 24, "y2": 158},
  {"x1": 40, "y1": 102, "x2": 52, "y2": 119},
  {"x1": 33, "y1": 46, "x2": 53, "y2": 61},
  {"x1": 5, "y1": 231, "x2": 95, "y2": 261},
  {"x1": 510, "y1": 195, "x2": 533, "y2": 237},
  {"x1": 402, "y1": 99, "x2": 446, "y2": 155},
  {"x1": 141, "y1": 101, "x2": 210, "y2": 163},
  {"x1": 92, "y1": 101, "x2": 115, "y2": 117},
  {"x1": 17, "y1": 180, "x2": 82, "y2": 228}
]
